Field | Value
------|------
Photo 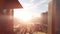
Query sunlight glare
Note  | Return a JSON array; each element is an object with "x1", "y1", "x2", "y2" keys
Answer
[{"x1": 14, "y1": 9, "x2": 33, "y2": 22}]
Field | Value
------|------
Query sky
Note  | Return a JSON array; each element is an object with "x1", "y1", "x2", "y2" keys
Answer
[{"x1": 14, "y1": 0, "x2": 51, "y2": 17}]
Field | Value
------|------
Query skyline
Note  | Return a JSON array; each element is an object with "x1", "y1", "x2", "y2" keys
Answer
[{"x1": 14, "y1": 0, "x2": 51, "y2": 18}]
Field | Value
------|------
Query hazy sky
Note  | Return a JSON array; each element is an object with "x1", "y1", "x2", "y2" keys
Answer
[{"x1": 14, "y1": 0, "x2": 51, "y2": 17}]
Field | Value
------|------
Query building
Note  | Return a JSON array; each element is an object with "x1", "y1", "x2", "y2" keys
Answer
[
  {"x1": 52, "y1": 0, "x2": 60, "y2": 34},
  {"x1": 48, "y1": 0, "x2": 57, "y2": 34},
  {"x1": 0, "y1": 0, "x2": 23, "y2": 34},
  {"x1": 41, "y1": 12, "x2": 48, "y2": 33},
  {"x1": 47, "y1": 1, "x2": 53, "y2": 34}
]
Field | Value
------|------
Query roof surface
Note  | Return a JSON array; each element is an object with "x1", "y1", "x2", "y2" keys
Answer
[{"x1": 0, "y1": 0, "x2": 23, "y2": 9}]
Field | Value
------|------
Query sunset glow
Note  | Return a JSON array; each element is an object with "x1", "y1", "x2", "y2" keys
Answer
[{"x1": 14, "y1": 9, "x2": 33, "y2": 22}]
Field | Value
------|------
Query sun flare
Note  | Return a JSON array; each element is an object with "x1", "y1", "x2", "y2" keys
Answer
[{"x1": 14, "y1": 9, "x2": 33, "y2": 22}]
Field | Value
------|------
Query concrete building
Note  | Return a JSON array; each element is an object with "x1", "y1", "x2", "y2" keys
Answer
[
  {"x1": 47, "y1": 1, "x2": 53, "y2": 34},
  {"x1": 0, "y1": 0, "x2": 23, "y2": 34},
  {"x1": 41, "y1": 12, "x2": 48, "y2": 33},
  {"x1": 48, "y1": 0, "x2": 60, "y2": 34},
  {"x1": 52, "y1": 0, "x2": 60, "y2": 34}
]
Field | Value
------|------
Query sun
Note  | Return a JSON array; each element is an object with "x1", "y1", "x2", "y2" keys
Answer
[{"x1": 14, "y1": 9, "x2": 33, "y2": 22}]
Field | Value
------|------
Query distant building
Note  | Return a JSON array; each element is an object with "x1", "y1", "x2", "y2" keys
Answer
[
  {"x1": 31, "y1": 17, "x2": 41, "y2": 24},
  {"x1": 41, "y1": 12, "x2": 48, "y2": 33},
  {"x1": 41, "y1": 12, "x2": 48, "y2": 24}
]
